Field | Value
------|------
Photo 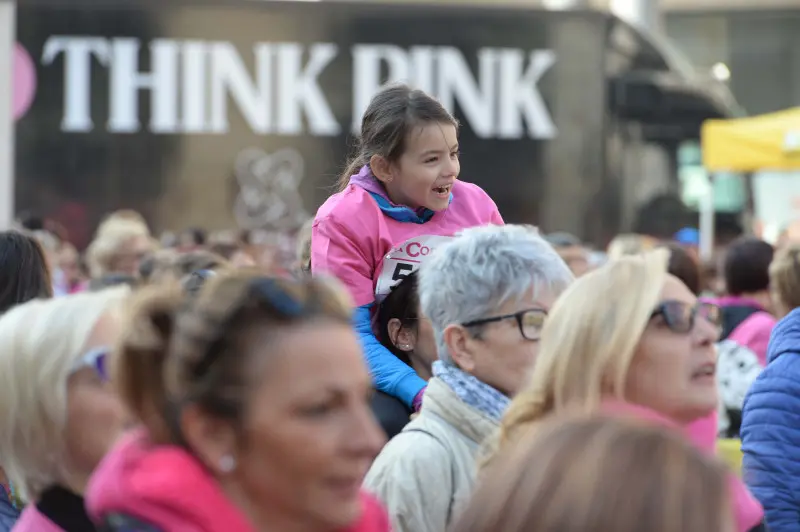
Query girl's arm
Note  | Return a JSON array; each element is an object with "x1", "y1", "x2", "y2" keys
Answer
[{"x1": 312, "y1": 219, "x2": 427, "y2": 408}]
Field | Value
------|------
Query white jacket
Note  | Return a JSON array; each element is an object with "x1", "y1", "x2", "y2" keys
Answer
[{"x1": 363, "y1": 377, "x2": 498, "y2": 532}]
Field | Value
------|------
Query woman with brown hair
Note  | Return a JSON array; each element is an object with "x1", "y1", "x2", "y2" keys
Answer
[
  {"x1": 453, "y1": 415, "x2": 734, "y2": 532},
  {"x1": 85, "y1": 271, "x2": 390, "y2": 532}
]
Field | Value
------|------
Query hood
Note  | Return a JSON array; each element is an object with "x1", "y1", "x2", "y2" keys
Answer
[
  {"x1": 767, "y1": 307, "x2": 800, "y2": 364},
  {"x1": 600, "y1": 400, "x2": 763, "y2": 532},
  {"x1": 86, "y1": 429, "x2": 255, "y2": 532},
  {"x1": 88, "y1": 430, "x2": 390, "y2": 532},
  {"x1": 349, "y1": 165, "x2": 451, "y2": 224}
]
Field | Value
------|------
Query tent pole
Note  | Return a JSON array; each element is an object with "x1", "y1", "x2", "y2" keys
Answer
[
  {"x1": 699, "y1": 173, "x2": 715, "y2": 262},
  {"x1": 0, "y1": 0, "x2": 15, "y2": 230}
]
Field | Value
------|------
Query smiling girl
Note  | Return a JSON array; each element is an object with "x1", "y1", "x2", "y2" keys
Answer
[{"x1": 312, "y1": 84, "x2": 503, "y2": 412}]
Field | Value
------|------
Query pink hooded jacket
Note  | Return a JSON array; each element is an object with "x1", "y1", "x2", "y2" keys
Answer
[
  {"x1": 86, "y1": 430, "x2": 391, "y2": 532},
  {"x1": 602, "y1": 400, "x2": 763, "y2": 532}
]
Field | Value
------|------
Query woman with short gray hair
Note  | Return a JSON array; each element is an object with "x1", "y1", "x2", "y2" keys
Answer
[{"x1": 363, "y1": 224, "x2": 574, "y2": 532}]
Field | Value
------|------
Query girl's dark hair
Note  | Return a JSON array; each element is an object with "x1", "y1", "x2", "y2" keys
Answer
[
  {"x1": 336, "y1": 84, "x2": 457, "y2": 191},
  {"x1": 376, "y1": 272, "x2": 420, "y2": 367},
  {"x1": 664, "y1": 243, "x2": 702, "y2": 296},
  {"x1": 115, "y1": 271, "x2": 352, "y2": 445},
  {"x1": 0, "y1": 230, "x2": 53, "y2": 313},
  {"x1": 724, "y1": 236, "x2": 774, "y2": 295}
]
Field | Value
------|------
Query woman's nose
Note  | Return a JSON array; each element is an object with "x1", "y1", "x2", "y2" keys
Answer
[{"x1": 693, "y1": 314, "x2": 721, "y2": 345}]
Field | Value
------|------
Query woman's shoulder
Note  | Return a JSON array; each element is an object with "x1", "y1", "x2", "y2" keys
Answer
[
  {"x1": 450, "y1": 181, "x2": 501, "y2": 221},
  {"x1": 315, "y1": 186, "x2": 382, "y2": 227}
]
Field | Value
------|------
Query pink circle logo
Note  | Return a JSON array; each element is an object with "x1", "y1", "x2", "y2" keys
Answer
[{"x1": 13, "y1": 43, "x2": 36, "y2": 121}]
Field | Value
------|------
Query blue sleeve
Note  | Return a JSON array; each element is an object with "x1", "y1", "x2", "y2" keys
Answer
[
  {"x1": 354, "y1": 304, "x2": 426, "y2": 408},
  {"x1": 741, "y1": 359, "x2": 800, "y2": 532}
]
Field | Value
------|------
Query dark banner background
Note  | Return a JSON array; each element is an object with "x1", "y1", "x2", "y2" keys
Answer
[{"x1": 15, "y1": 0, "x2": 610, "y2": 248}]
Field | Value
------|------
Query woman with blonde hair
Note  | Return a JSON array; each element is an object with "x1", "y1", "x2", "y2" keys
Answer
[
  {"x1": 492, "y1": 249, "x2": 764, "y2": 532},
  {"x1": 0, "y1": 287, "x2": 131, "y2": 531},
  {"x1": 454, "y1": 414, "x2": 734, "y2": 532}
]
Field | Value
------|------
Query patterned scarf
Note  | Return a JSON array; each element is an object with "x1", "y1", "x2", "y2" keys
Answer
[{"x1": 433, "y1": 361, "x2": 510, "y2": 421}]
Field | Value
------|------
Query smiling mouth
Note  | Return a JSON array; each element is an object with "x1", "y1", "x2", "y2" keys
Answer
[{"x1": 433, "y1": 184, "x2": 452, "y2": 195}]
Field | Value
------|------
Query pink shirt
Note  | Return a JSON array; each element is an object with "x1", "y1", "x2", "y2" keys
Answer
[
  {"x1": 603, "y1": 400, "x2": 763, "y2": 532},
  {"x1": 312, "y1": 180, "x2": 503, "y2": 307}
]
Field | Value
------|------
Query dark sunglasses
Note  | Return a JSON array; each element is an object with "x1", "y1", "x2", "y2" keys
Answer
[
  {"x1": 650, "y1": 300, "x2": 721, "y2": 334},
  {"x1": 71, "y1": 346, "x2": 109, "y2": 381},
  {"x1": 461, "y1": 308, "x2": 547, "y2": 341}
]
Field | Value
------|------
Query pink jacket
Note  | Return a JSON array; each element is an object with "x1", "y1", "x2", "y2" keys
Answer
[
  {"x1": 87, "y1": 429, "x2": 390, "y2": 532},
  {"x1": 11, "y1": 506, "x2": 64, "y2": 532},
  {"x1": 602, "y1": 400, "x2": 763, "y2": 532}
]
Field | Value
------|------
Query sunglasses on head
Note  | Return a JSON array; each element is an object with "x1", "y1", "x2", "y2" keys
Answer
[
  {"x1": 71, "y1": 346, "x2": 109, "y2": 381},
  {"x1": 650, "y1": 300, "x2": 721, "y2": 334},
  {"x1": 191, "y1": 277, "x2": 314, "y2": 378}
]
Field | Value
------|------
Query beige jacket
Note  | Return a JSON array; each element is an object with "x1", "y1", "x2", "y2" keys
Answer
[{"x1": 363, "y1": 377, "x2": 499, "y2": 532}]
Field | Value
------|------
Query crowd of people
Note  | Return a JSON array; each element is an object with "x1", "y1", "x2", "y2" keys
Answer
[{"x1": 0, "y1": 83, "x2": 799, "y2": 531}]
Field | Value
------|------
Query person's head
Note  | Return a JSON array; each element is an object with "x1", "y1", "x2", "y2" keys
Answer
[
  {"x1": 453, "y1": 414, "x2": 733, "y2": 532},
  {"x1": 339, "y1": 84, "x2": 459, "y2": 212},
  {"x1": 606, "y1": 233, "x2": 657, "y2": 260},
  {"x1": 58, "y1": 243, "x2": 85, "y2": 286},
  {"x1": 116, "y1": 272, "x2": 385, "y2": 530},
  {"x1": 419, "y1": 225, "x2": 574, "y2": 397},
  {"x1": 545, "y1": 232, "x2": 590, "y2": 277},
  {"x1": 769, "y1": 243, "x2": 800, "y2": 319},
  {"x1": 376, "y1": 272, "x2": 437, "y2": 381},
  {"x1": 724, "y1": 236, "x2": 774, "y2": 304},
  {"x1": 0, "y1": 230, "x2": 53, "y2": 314},
  {"x1": 498, "y1": 250, "x2": 721, "y2": 450},
  {"x1": 209, "y1": 242, "x2": 256, "y2": 269},
  {"x1": 664, "y1": 243, "x2": 702, "y2": 296},
  {"x1": 180, "y1": 227, "x2": 207, "y2": 251},
  {"x1": 86, "y1": 218, "x2": 155, "y2": 278},
  {"x1": 0, "y1": 287, "x2": 130, "y2": 501}
]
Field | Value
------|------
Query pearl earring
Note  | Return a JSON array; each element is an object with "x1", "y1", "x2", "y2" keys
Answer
[
  {"x1": 400, "y1": 344, "x2": 411, "y2": 349},
  {"x1": 219, "y1": 455, "x2": 237, "y2": 473}
]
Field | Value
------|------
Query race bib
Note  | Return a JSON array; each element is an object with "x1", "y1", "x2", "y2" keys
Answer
[{"x1": 375, "y1": 235, "x2": 453, "y2": 299}]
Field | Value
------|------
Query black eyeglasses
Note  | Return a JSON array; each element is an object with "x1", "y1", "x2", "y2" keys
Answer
[
  {"x1": 650, "y1": 300, "x2": 721, "y2": 334},
  {"x1": 461, "y1": 308, "x2": 547, "y2": 341}
]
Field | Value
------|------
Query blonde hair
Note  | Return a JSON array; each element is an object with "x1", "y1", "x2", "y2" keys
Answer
[
  {"x1": 454, "y1": 414, "x2": 731, "y2": 532},
  {"x1": 0, "y1": 287, "x2": 130, "y2": 501},
  {"x1": 86, "y1": 218, "x2": 154, "y2": 277},
  {"x1": 495, "y1": 249, "x2": 669, "y2": 454},
  {"x1": 769, "y1": 243, "x2": 800, "y2": 314},
  {"x1": 607, "y1": 233, "x2": 658, "y2": 260}
]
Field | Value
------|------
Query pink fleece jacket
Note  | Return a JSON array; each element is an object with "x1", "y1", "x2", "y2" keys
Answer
[
  {"x1": 86, "y1": 430, "x2": 391, "y2": 532},
  {"x1": 602, "y1": 400, "x2": 763, "y2": 532}
]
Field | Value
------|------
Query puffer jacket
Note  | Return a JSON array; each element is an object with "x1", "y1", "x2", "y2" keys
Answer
[
  {"x1": 742, "y1": 307, "x2": 800, "y2": 531},
  {"x1": 363, "y1": 377, "x2": 498, "y2": 532}
]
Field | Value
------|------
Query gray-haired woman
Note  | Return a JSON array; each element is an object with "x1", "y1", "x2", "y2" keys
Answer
[{"x1": 363, "y1": 224, "x2": 574, "y2": 532}]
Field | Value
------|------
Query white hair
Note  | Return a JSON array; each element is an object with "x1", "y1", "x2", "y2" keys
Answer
[
  {"x1": 0, "y1": 286, "x2": 130, "y2": 501},
  {"x1": 419, "y1": 225, "x2": 574, "y2": 363}
]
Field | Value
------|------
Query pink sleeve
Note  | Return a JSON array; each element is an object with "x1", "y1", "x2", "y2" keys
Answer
[
  {"x1": 490, "y1": 206, "x2": 504, "y2": 225},
  {"x1": 728, "y1": 312, "x2": 777, "y2": 367},
  {"x1": 311, "y1": 218, "x2": 376, "y2": 307}
]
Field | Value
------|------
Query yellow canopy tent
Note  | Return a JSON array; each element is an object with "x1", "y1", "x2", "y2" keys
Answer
[{"x1": 702, "y1": 107, "x2": 800, "y2": 172}]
